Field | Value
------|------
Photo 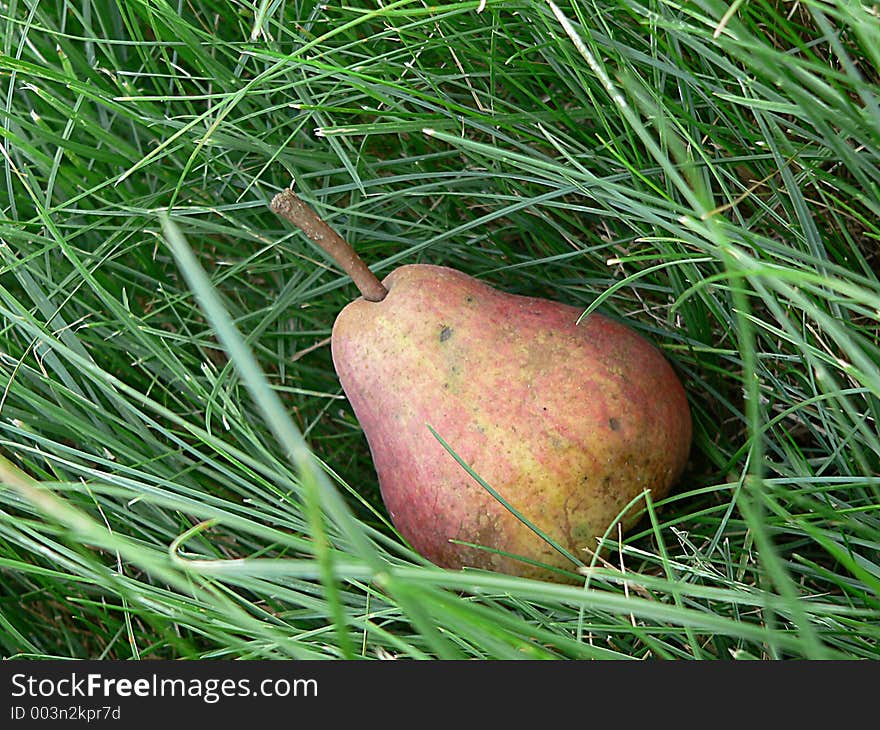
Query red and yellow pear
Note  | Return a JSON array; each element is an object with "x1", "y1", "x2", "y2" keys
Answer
[{"x1": 272, "y1": 189, "x2": 691, "y2": 581}]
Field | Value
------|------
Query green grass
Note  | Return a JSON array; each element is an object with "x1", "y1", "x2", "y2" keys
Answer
[{"x1": 0, "y1": 0, "x2": 878, "y2": 660}]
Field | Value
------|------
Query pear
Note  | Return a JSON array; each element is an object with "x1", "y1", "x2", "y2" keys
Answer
[{"x1": 272, "y1": 190, "x2": 691, "y2": 582}]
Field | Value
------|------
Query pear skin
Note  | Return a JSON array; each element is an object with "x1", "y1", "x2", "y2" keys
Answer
[{"x1": 332, "y1": 264, "x2": 691, "y2": 581}]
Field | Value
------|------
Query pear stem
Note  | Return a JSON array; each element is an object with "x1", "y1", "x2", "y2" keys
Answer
[{"x1": 270, "y1": 188, "x2": 388, "y2": 302}]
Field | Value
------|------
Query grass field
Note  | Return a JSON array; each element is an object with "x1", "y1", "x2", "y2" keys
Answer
[{"x1": 0, "y1": 0, "x2": 878, "y2": 660}]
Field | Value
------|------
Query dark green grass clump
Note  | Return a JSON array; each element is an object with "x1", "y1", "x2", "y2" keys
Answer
[{"x1": 0, "y1": 1, "x2": 878, "y2": 659}]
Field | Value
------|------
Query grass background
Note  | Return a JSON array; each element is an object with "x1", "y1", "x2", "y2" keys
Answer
[{"x1": 0, "y1": 0, "x2": 878, "y2": 659}]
